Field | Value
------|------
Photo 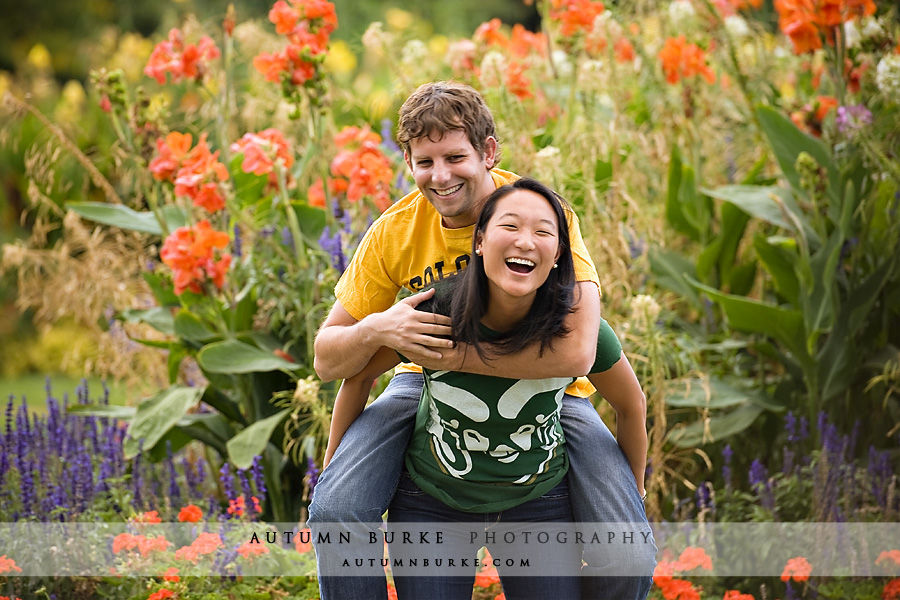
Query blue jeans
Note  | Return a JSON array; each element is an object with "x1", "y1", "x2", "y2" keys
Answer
[
  {"x1": 388, "y1": 472, "x2": 581, "y2": 600},
  {"x1": 308, "y1": 372, "x2": 656, "y2": 600}
]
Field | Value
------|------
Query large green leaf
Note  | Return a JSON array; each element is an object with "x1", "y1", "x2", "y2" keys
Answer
[
  {"x1": 667, "y1": 377, "x2": 783, "y2": 410},
  {"x1": 690, "y1": 277, "x2": 812, "y2": 370},
  {"x1": 67, "y1": 202, "x2": 188, "y2": 235},
  {"x1": 755, "y1": 105, "x2": 840, "y2": 203},
  {"x1": 292, "y1": 203, "x2": 327, "y2": 244},
  {"x1": 123, "y1": 385, "x2": 206, "y2": 458},
  {"x1": 119, "y1": 307, "x2": 175, "y2": 335},
  {"x1": 701, "y1": 185, "x2": 817, "y2": 246},
  {"x1": 174, "y1": 310, "x2": 219, "y2": 343},
  {"x1": 648, "y1": 246, "x2": 701, "y2": 307},
  {"x1": 227, "y1": 408, "x2": 291, "y2": 469},
  {"x1": 754, "y1": 235, "x2": 801, "y2": 305},
  {"x1": 667, "y1": 403, "x2": 765, "y2": 447},
  {"x1": 802, "y1": 227, "x2": 844, "y2": 350},
  {"x1": 197, "y1": 339, "x2": 302, "y2": 373},
  {"x1": 665, "y1": 146, "x2": 704, "y2": 241}
]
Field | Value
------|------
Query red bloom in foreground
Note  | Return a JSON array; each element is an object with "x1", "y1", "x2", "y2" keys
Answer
[
  {"x1": 387, "y1": 582, "x2": 399, "y2": 600},
  {"x1": 781, "y1": 556, "x2": 812, "y2": 582},
  {"x1": 174, "y1": 532, "x2": 224, "y2": 562},
  {"x1": 162, "y1": 567, "x2": 180, "y2": 582},
  {"x1": 134, "y1": 510, "x2": 162, "y2": 524},
  {"x1": 149, "y1": 132, "x2": 194, "y2": 183},
  {"x1": 178, "y1": 504, "x2": 203, "y2": 523},
  {"x1": 659, "y1": 36, "x2": 716, "y2": 85},
  {"x1": 475, "y1": 549, "x2": 501, "y2": 588},
  {"x1": 236, "y1": 540, "x2": 270, "y2": 559},
  {"x1": 675, "y1": 546, "x2": 713, "y2": 571},
  {"x1": 295, "y1": 528, "x2": 313, "y2": 553},
  {"x1": 148, "y1": 589, "x2": 175, "y2": 600},
  {"x1": 878, "y1": 550, "x2": 900, "y2": 567},
  {"x1": 173, "y1": 134, "x2": 230, "y2": 213},
  {"x1": 723, "y1": 591, "x2": 755, "y2": 600},
  {"x1": 160, "y1": 220, "x2": 232, "y2": 295},
  {"x1": 144, "y1": 28, "x2": 219, "y2": 84},
  {"x1": 231, "y1": 128, "x2": 294, "y2": 182},
  {"x1": 0, "y1": 555, "x2": 22, "y2": 574},
  {"x1": 884, "y1": 578, "x2": 900, "y2": 600}
]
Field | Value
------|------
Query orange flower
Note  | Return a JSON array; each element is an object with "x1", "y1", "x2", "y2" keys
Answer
[
  {"x1": 0, "y1": 555, "x2": 22, "y2": 574},
  {"x1": 112, "y1": 533, "x2": 139, "y2": 554},
  {"x1": 658, "y1": 578, "x2": 700, "y2": 600},
  {"x1": 659, "y1": 36, "x2": 716, "y2": 84},
  {"x1": 308, "y1": 178, "x2": 327, "y2": 208},
  {"x1": 387, "y1": 582, "x2": 398, "y2": 600},
  {"x1": 723, "y1": 591, "x2": 755, "y2": 600},
  {"x1": 510, "y1": 24, "x2": 546, "y2": 57},
  {"x1": 505, "y1": 61, "x2": 534, "y2": 100},
  {"x1": 269, "y1": 0, "x2": 300, "y2": 35},
  {"x1": 231, "y1": 128, "x2": 294, "y2": 181},
  {"x1": 174, "y1": 532, "x2": 224, "y2": 562},
  {"x1": 149, "y1": 132, "x2": 193, "y2": 182},
  {"x1": 329, "y1": 126, "x2": 394, "y2": 211},
  {"x1": 253, "y1": 51, "x2": 291, "y2": 83},
  {"x1": 160, "y1": 220, "x2": 232, "y2": 295},
  {"x1": 172, "y1": 135, "x2": 230, "y2": 212},
  {"x1": 162, "y1": 567, "x2": 180, "y2": 583},
  {"x1": 144, "y1": 28, "x2": 220, "y2": 85},
  {"x1": 780, "y1": 556, "x2": 812, "y2": 582},
  {"x1": 178, "y1": 504, "x2": 203, "y2": 523},
  {"x1": 884, "y1": 578, "x2": 900, "y2": 600},
  {"x1": 236, "y1": 540, "x2": 270, "y2": 559},
  {"x1": 878, "y1": 550, "x2": 900, "y2": 567},
  {"x1": 675, "y1": 547, "x2": 713, "y2": 571},
  {"x1": 295, "y1": 528, "x2": 313, "y2": 553},
  {"x1": 615, "y1": 38, "x2": 635, "y2": 63},
  {"x1": 475, "y1": 18, "x2": 509, "y2": 47},
  {"x1": 550, "y1": 0, "x2": 606, "y2": 37},
  {"x1": 148, "y1": 589, "x2": 175, "y2": 600},
  {"x1": 134, "y1": 510, "x2": 162, "y2": 524},
  {"x1": 495, "y1": 594, "x2": 506, "y2": 600},
  {"x1": 137, "y1": 535, "x2": 172, "y2": 557}
]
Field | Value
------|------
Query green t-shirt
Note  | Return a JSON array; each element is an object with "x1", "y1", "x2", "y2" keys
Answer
[{"x1": 403, "y1": 285, "x2": 623, "y2": 513}]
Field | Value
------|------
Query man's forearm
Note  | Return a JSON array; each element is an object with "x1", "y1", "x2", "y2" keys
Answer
[{"x1": 313, "y1": 317, "x2": 381, "y2": 382}]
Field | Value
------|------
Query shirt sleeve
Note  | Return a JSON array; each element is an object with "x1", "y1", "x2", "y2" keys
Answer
[
  {"x1": 334, "y1": 222, "x2": 402, "y2": 321},
  {"x1": 590, "y1": 318, "x2": 623, "y2": 373},
  {"x1": 565, "y1": 208, "x2": 601, "y2": 294}
]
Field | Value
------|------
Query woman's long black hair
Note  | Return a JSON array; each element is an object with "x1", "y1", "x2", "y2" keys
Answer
[{"x1": 444, "y1": 177, "x2": 577, "y2": 360}]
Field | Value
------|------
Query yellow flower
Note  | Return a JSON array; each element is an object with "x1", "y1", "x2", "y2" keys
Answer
[
  {"x1": 324, "y1": 40, "x2": 357, "y2": 75},
  {"x1": 385, "y1": 8, "x2": 414, "y2": 30},
  {"x1": 366, "y1": 88, "x2": 391, "y2": 121},
  {"x1": 428, "y1": 35, "x2": 449, "y2": 56},
  {"x1": 27, "y1": 44, "x2": 52, "y2": 71}
]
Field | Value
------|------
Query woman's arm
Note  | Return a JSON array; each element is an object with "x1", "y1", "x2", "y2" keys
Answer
[
  {"x1": 588, "y1": 353, "x2": 648, "y2": 496},
  {"x1": 322, "y1": 346, "x2": 401, "y2": 468}
]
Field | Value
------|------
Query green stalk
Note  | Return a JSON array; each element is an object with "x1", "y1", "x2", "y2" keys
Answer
[{"x1": 277, "y1": 163, "x2": 309, "y2": 269}]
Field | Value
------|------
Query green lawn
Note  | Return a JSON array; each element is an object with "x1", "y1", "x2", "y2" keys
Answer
[{"x1": 1, "y1": 373, "x2": 133, "y2": 414}]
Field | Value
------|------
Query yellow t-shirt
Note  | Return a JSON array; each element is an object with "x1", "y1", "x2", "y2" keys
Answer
[{"x1": 334, "y1": 168, "x2": 600, "y2": 397}]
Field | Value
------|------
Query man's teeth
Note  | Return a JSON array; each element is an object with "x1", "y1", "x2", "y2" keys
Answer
[
  {"x1": 506, "y1": 258, "x2": 535, "y2": 267},
  {"x1": 434, "y1": 184, "x2": 462, "y2": 197}
]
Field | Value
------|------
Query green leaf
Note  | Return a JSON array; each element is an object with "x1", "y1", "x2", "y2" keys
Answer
[
  {"x1": 665, "y1": 147, "x2": 704, "y2": 241},
  {"x1": 230, "y1": 154, "x2": 269, "y2": 208},
  {"x1": 702, "y1": 185, "x2": 813, "y2": 238},
  {"x1": 666, "y1": 377, "x2": 785, "y2": 411},
  {"x1": 227, "y1": 408, "x2": 291, "y2": 469},
  {"x1": 292, "y1": 203, "x2": 327, "y2": 243},
  {"x1": 124, "y1": 385, "x2": 206, "y2": 458},
  {"x1": 754, "y1": 235, "x2": 801, "y2": 305},
  {"x1": 67, "y1": 404, "x2": 137, "y2": 420},
  {"x1": 668, "y1": 403, "x2": 765, "y2": 447},
  {"x1": 802, "y1": 227, "x2": 844, "y2": 349},
  {"x1": 755, "y1": 105, "x2": 840, "y2": 202},
  {"x1": 66, "y1": 202, "x2": 188, "y2": 235},
  {"x1": 648, "y1": 246, "x2": 701, "y2": 307},
  {"x1": 167, "y1": 342, "x2": 188, "y2": 384},
  {"x1": 143, "y1": 272, "x2": 179, "y2": 307},
  {"x1": 174, "y1": 310, "x2": 219, "y2": 343},
  {"x1": 119, "y1": 307, "x2": 175, "y2": 335},
  {"x1": 689, "y1": 277, "x2": 812, "y2": 369},
  {"x1": 197, "y1": 339, "x2": 302, "y2": 373}
]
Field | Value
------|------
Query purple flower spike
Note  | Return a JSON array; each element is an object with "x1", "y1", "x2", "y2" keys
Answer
[{"x1": 835, "y1": 104, "x2": 873, "y2": 133}]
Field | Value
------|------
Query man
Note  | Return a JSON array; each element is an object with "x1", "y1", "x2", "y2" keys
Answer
[{"x1": 309, "y1": 81, "x2": 655, "y2": 600}]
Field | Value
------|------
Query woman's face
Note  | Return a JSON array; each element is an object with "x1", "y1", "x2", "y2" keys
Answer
[{"x1": 475, "y1": 189, "x2": 561, "y2": 305}]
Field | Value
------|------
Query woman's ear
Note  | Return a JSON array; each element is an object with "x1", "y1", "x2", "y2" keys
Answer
[{"x1": 474, "y1": 232, "x2": 484, "y2": 257}]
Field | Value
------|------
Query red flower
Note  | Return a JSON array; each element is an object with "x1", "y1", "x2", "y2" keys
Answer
[
  {"x1": 387, "y1": 582, "x2": 399, "y2": 600},
  {"x1": 475, "y1": 549, "x2": 501, "y2": 588},
  {"x1": 510, "y1": 24, "x2": 546, "y2": 57},
  {"x1": 329, "y1": 126, "x2": 394, "y2": 211},
  {"x1": 884, "y1": 578, "x2": 900, "y2": 600},
  {"x1": 148, "y1": 589, "x2": 175, "y2": 600},
  {"x1": 0, "y1": 555, "x2": 22, "y2": 574},
  {"x1": 231, "y1": 129, "x2": 294, "y2": 188},
  {"x1": 253, "y1": 51, "x2": 290, "y2": 83},
  {"x1": 178, "y1": 504, "x2": 203, "y2": 523},
  {"x1": 475, "y1": 18, "x2": 509, "y2": 48},
  {"x1": 149, "y1": 132, "x2": 194, "y2": 183},
  {"x1": 295, "y1": 528, "x2": 313, "y2": 553},
  {"x1": 774, "y1": 0, "x2": 876, "y2": 54},
  {"x1": 174, "y1": 532, "x2": 224, "y2": 562},
  {"x1": 144, "y1": 28, "x2": 219, "y2": 84},
  {"x1": 550, "y1": 0, "x2": 606, "y2": 37},
  {"x1": 236, "y1": 540, "x2": 270, "y2": 559},
  {"x1": 162, "y1": 567, "x2": 180, "y2": 583},
  {"x1": 505, "y1": 61, "x2": 534, "y2": 100},
  {"x1": 781, "y1": 556, "x2": 812, "y2": 583},
  {"x1": 615, "y1": 38, "x2": 635, "y2": 63},
  {"x1": 308, "y1": 178, "x2": 327, "y2": 208},
  {"x1": 723, "y1": 591, "x2": 755, "y2": 600},
  {"x1": 134, "y1": 510, "x2": 162, "y2": 524},
  {"x1": 659, "y1": 36, "x2": 716, "y2": 85},
  {"x1": 675, "y1": 547, "x2": 713, "y2": 571},
  {"x1": 160, "y1": 220, "x2": 232, "y2": 295},
  {"x1": 878, "y1": 550, "x2": 900, "y2": 567},
  {"x1": 172, "y1": 134, "x2": 230, "y2": 212}
]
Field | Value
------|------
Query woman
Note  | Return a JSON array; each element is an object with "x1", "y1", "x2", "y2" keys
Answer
[{"x1": 324, "y1": 178, "x2": 648, "y2": 599}]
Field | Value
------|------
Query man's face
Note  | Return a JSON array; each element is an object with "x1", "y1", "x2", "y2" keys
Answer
[{"x1": 406, "y1": 129, "x2": 498, "y2": 229}]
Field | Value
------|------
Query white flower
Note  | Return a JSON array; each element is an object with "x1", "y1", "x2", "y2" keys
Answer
[
  {"x1": 551, "y1": 49, "x2": 573, "y2": 78},
  {"x1": 536, "y1": 145, "x2": 561, "y2": 159},
  {"x1": 401, "y1": 40, "x2": 428, "y2": 67},
  {"x1": 631, "y1": 294, "x2": 661, "y2": 326},
  {"x1": 479, "y1": 51, "x2": 507, "y2": 88},
  {"x1": 861, "y1": 17, "x2": 885, "y2": 39},
  {"x1": 843, "y1": 20, "x2": 861, "y2": 49},
  {"x1": 724, "y1": 15, "x2": 751, "y2": 39},
  {"x1": 362, "y1": 22, "x2": 394, "y2": 55},
  {"x1": 875, "y1": 54, "x2": 900, "y2": 98},
  {"x1": 577, "y1": 59, "x2": 605, "y2": 89},
  {"x1": 668, "y1": 0, "x2": 696, "y2": 27}
]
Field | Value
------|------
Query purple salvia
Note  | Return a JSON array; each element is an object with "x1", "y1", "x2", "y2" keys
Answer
[
  {"x1": 250, "y1": 455, "x2": 267, "y2": 502},
  {"x1": 280, "y1": 225, "x2": 294, "y2": 248},
  {"x1": 166, "y1": 441, "x2": 181, "y2": 504},
  {"x1": 233, "y1": 224, "x2": 243, "y2": 258},
  {"x1": 799, "y1": 415, "x2": 810, "y2": 442},
  {"x1": 783, "y1": 445, "x2": 795, "y2": 475},
  {"x1": 380, "y1": 118, "x2": 401, "y2": 155},
  {"x1": 237, "y1": 467, "x2": 255, "y2": 517},
  {"x1": 785, "y1": 411, "x2": 797, "y2": 443},
  {"x1": 306, "y1": 457, "x2": 320, "y2": 492},
  {"x1": 5, "y1": 395, "x2": 14, "y2": 454},
  {"x1": 220, "y1": 463, "x2": 237, "y2": 502},
  {"x1": 131, "y1": 451, "x2": 143, "y2": 509},
  {"x1": 721, "y1": 444, "x2": 733, "y2": 489}
]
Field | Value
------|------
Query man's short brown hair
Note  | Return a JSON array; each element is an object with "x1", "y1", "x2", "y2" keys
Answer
[{"x1": 397, "y1": 81, "x2": 501, "y2": 167}]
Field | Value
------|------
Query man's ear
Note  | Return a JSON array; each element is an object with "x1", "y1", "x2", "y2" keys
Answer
[
  {"x1": 482, "y1": 136, "x2": 498, "y2": 169},
  {"x1": 404, "y1": 151, "x2": 412, "y2": 171}
]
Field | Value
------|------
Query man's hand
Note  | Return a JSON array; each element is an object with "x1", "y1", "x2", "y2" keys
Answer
[
  {"x1": 401, "y1": 342, "x2": 466, "y2": 372},
  {"x1": 366, "y1": 287, "x2": 453, "y2": 360}
]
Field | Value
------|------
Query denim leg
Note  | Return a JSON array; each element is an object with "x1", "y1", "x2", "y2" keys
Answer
[
  {"x1": 307, "y1": 372, "x2": 424, "y2": 600},
  {"x1": 560, "y1": 394, "x2": 657, "y2": 600}
]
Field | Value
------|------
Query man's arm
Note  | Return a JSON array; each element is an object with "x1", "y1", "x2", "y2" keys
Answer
[
  {"x1": 587, "y1": 353, "x2": 648, "y2": 495},
  {"x1": 322, "y1": 346, "x2": 401, "y2": 468},
  {"x1": 313, "y1": 289, "x2": 453, "y2": 382},
  {"x1": 404, "y1": 281, "x2": 601, "y2": 379}
]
